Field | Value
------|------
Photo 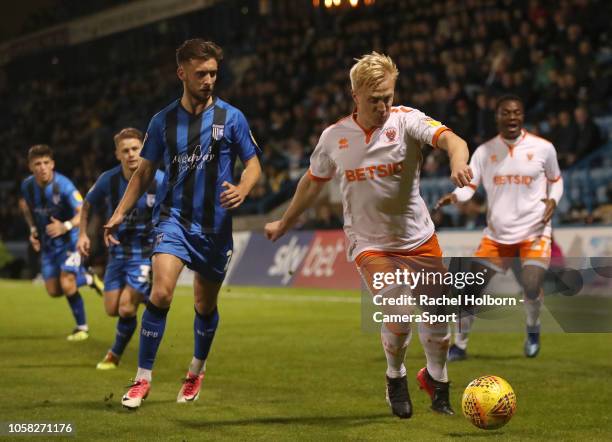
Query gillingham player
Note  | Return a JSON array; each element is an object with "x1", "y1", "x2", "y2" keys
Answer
[
  {"x1": 19, "y1": 145, "x2": 104, "y2": 341},
  {"x1": 103, "y1": 39, "x2": 261, "y2": 409},
  {"x1": 436, "y1": 95, "x2": 563, "y2": 359},
  {"x1": 77, "y1": 128, "x2": 164, "y2": 370},
  {"x1": 265, "y1": 53, "x2": 473, "y2": 419}
]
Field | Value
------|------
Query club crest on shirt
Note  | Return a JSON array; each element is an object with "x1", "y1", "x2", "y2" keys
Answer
[
  {"x1": 146, "y1": 193, "x2": 155, "y2": 207},
  {"x1": 385, "y1": 127, "x2": 397, "y2": 142},
  {"x1": 338, "y1": 138, "x2": 349, "y2": 149},
  {"x1": 52, "y1": 194, "x2": 61, "y2": 205},
  {"x1": 490, "y1": 154, "x2": 498, "y2": 163},
  {"x1": 527, "y1": 153, "x2": 534, "y2": 161},
  {"x1": 212, "y1": 124, "x2": 224, "y2": 141}
]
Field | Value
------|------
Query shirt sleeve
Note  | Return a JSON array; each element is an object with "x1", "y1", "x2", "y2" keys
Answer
[
  {"x1": 308, "y1": 132, "x2": 335, "y2": 181},
  {"x1": 140, "y1": 114, "x2": 165, "y2": 163},
  {"x1": 62, "y1": 178, "x2": 83, "y2": 210},
  {"x1": 230, "y1": 110, "x2": 261, "y2": 163},
  {"x1": 544, "y1": 144, "x2": 562, "y2": 182},
  {"x1": 20, "y1": 180, "x2": 29, "y2": 203},
  {"x1": 85, "y1": 173, "x2": 106, "y2": 206},
  {"x1": 401, "y1": 108, "x2": 451, "y2": 148}
]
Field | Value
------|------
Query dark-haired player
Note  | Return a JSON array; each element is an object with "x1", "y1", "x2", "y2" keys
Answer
[
  {"x1": 77, "y1": 128, "x2": 164, "y2": 370},
  {"x1": 20, "y1": 145, "x2": 104, "y2": 341},
  {"x1": 437, "y1": 95, "x2": 564, "y2": 359},
  {"x1": 104, "y1": 39, "x2": 261, "y2": 409}
]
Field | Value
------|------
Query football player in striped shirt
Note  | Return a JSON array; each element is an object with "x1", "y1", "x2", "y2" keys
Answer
[
  {"x1": 104, "y1": 39, "x2": 261, "y2": 409},
  {"x1": 20, "y1": 145, "x2": 104, "y2": 341},
  {"x1": 77, "y1": 128, "x2": 164, "y2": 370}
]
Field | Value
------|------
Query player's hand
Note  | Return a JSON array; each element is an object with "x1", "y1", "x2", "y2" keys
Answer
[
  {"x1": 77, "y1": 234, "x2": 91, "y2": 257},
  {"x1": 29, "y1": 228, "x2": 40, "y2": 252},
  {"x1": 103, "y1": 212, "x2": 124, "y2": 247},
  {"x1": 46, "y1": 217, "x2": 67, "y2": 238},
  {"x1": 541, "y1": 198, "x2": 557, "y2": 223},
  {"x1": 450, "y1": 162, "x2": 473, "y2": 188},
  {"x1": 220, "y1": 181, "x2": 247, "y2": 209},
  {"x1": 434, "y1": 193, "x2": 458, "y2": 210},
  {"x1": 264, "y1": 220, "x2": 287, "y2": 242}
]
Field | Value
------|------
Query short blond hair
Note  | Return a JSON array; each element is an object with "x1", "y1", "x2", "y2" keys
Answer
[
  {"x1": 349, "y1": 51, "x2": 399, "y2": 92},
  {"x1": 113, "y1": 127, "x2": 143, "y2": 147}
]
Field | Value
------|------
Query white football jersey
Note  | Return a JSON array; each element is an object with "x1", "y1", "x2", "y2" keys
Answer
[
  {"x1": 457, "y1": 130, "x2": 562, "y2": 244},
  {"x1": 308, "y1": 106, "x2": 450, "y2": 260}
]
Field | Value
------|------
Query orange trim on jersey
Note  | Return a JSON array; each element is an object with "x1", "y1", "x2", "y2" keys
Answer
[
  {"x1": 355, "y1": 234, "x2": 443, "y2": 267},
  {"x1": 431, "y1": 127, "x2": 451, "y2": 148},
  {"x1": 352, "y1": 113, "x2": 378, "y2": 143},
  {"x1": 307, "y1": 168, "x2": 332, "y2": 182},
  {"x1": 547, "y1": 175, "x2": 562, "y2": 183},
  {"x1": 499, "y1": 130, "x2": 527, "y2": 157},
  {"x1": 467, "y1": 183, "x2": 477, "y2": 190}
]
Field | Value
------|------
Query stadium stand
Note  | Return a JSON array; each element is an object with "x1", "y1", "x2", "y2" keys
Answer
[{"x1": 1, "y1": 0, "x2": 611, "y2": 245}]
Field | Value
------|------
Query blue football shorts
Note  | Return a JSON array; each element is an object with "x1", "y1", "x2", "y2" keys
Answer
[
  {"x1": 152, "y1": 220, "x2": 233, "y2": 283},
  {"x1": 104, "y1": 257, "x2": 152, "y2": 299},
  {"x1": 41, "y1": 243, "x2": 83, "y2": 281}
]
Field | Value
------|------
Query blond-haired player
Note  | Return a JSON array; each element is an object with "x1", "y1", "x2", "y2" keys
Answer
[
  {"x1": 265, "y1": 52, "x2": 472, "y2": 418},
  {"x1": 436, "y1": 94, "x2": 563, "y2": 359}
]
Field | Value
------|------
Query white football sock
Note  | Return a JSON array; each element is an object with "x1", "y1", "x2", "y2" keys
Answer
[
  {"x1": 381, "y1": 323, "x2": 411, "y2": 378},
  {"x1": 136, "y1": 367, "x2": 152, "y2": 382},
  {"x1": 419, "y1": 322, "x2": 450, "y2": 383},
  {"x1": 188, "y1": 357, "x2": 207, "y2": 376},
  {"x1": 454, "y1": 313, "x2": 475, "y2": 350},
  {"x1": 524, "y1": 296, "x2": 542, "y2": 330}
]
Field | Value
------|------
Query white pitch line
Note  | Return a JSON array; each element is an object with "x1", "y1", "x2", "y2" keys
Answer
[{"x1": 177, "y1": 289, "x2": 361, "y2": 304}]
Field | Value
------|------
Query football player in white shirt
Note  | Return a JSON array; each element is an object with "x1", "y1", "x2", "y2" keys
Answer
[
  {"x1": 265, "y1": 52, "x2": 472, "y2": 419},
  {"x1": 436, "y1": 95, "x2": 563, "y2": 359}
]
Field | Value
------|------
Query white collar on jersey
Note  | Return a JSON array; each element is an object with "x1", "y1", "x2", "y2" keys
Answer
[{"x1": 502, "y1": 129, "x2": 525, "y2": 145}]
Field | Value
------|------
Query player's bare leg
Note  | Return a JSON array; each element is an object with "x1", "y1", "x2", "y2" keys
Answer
[
  {"x1": 177, "y1": 274, "x2": 222, "y2": 403},
  {"x1": 98, "y1": 287, "x2": 143, "y2": 370},
  {"x1": 43, "y1": 278, "x2": 63, "y2": 297},
  {"x1": 520, "y1": 264, "x2": 547, "y2": 358},
  {"x1": 60, "y1": 271, "x2": 89, "y2": 341},
  {"x1": 122, "y1": 253, "x2": 183, "y2": 409},
  {"x1": 449, "y1": 260, "x2": 497, "y2": 361}
]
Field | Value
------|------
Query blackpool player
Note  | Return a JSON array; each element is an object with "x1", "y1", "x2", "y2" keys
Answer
[
  {"x1": 436, "y1": 94, "x2": 563, "y2": 359},
  {"x1": 265, "y1": 52, "x2": 472, "y2": 418},
  {"x1": 20, "y1": 144, "x2": 104, "y2": 341},
  {"x1": 104, "y1": 39, "x2": 261, "y2": 409},
  {"x1": 77, "y1": 128, "x2": 164, "y2": 370}
]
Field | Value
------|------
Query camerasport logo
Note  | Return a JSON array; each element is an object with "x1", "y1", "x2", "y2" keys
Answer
[{"x1": 293, "y1": 231, "x2": 361, "y2": 290}]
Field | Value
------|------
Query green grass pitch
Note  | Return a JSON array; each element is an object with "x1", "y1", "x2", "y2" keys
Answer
[{"x1": 1, "y1": 280, "x2": 611, "y2": 441}]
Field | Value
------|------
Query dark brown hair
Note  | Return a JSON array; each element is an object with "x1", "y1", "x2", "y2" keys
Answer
[
  {"x1": 113, "y1": 127, "x2": 143, "y2": 147},
  {"x1": 28, "y1": 144, "x2": 53, "y2": 162},
  {"x1": 176, "y1": 39, "x2": 223, "y2": 66}
]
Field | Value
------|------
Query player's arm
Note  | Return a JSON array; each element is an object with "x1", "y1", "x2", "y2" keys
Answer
[
  {"x1": 76, "y1": 201, "x2": 93, "y2": 256},
  {"x1": 221, "y1": 155, "x2": 262, "y2": 209},
  {"x1": 436, "y1": 130, "x2": 472, "y2": 188},
  {"x1": 264, "y1": 172, "x2": 327, "y2": 242},
  {"x1": 19, "y1": 198, "x2": 40, "y2": 252},
  {"x1": 542, "y1": 144, "x2": 564, "y2": 223},
  {"x1": 104, "y1": 158, "x2": 156, "y2": 246},
  {"x1": 46, "y1": 187, "x2": 83, "y2": 238},
  {"x1": 435, "y1": 146, "x2": 482, "y2": 210}
]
